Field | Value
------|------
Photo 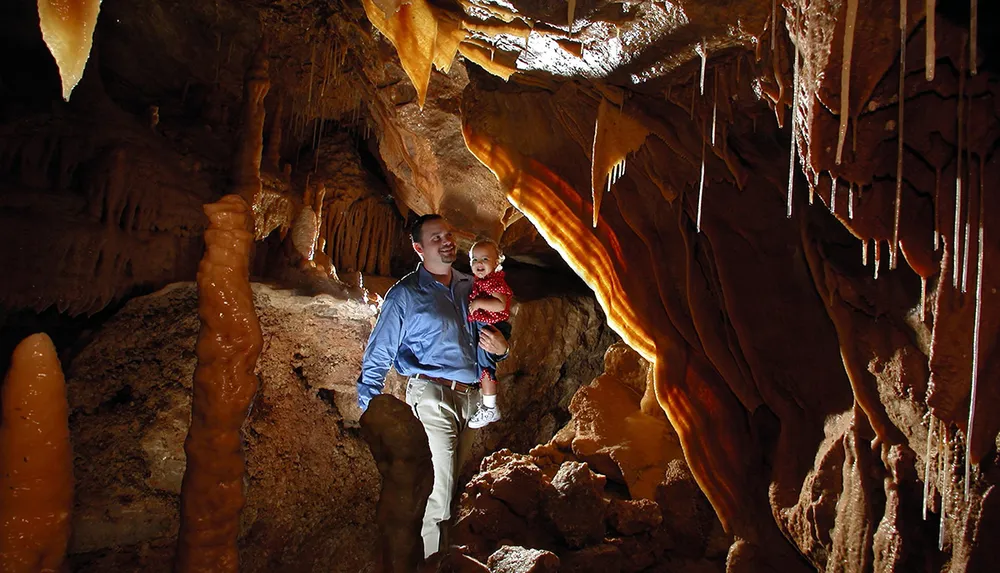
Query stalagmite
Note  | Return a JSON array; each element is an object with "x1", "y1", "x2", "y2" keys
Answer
[
  {"x1": 787, "y1": 39, "x2": 800, "y2": 219},
  {"x1": 697, "y1": 122, "x2": 706, "y2": 232},
  {"x1": 176, "y1": 195, "x2": 264, "y2": 573},
  {"x1": 0, "y1": 333, "x2": 73, "y2": 572},
  {"x1": 590, "y1": 97, "x2": 650, "y2": 227},
  {"x1": 925, "y1": 0, "x2": 936, "y2": 81},
  {"x1": 698, "y1": 40, "x2": 707, "y2": 96},
  {"x1": 891, "y1": 0, "x2": 906, "y2": 271},
  {"x1": 970, "y1": 0, "x2": 977, "y2": 76},
  {"x1": 923, "y1": 415, "x2": 935, "y2": 520},
  {"x1": 360, "y1": 395, "x2": 433, "y2": 572},
  {"x1": 836, "y1": 0, "x2": 859, "y2": 165},
  {"x1": 964, "y1": 167, "x2": 984, "y2": 498},
  {"x1": 37, "y1": 0, "x2": 103, "y2": 100}
]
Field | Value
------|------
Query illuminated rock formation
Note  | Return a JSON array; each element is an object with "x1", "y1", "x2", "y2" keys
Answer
[
  {"x1": 175, "y1": 195, "x2": 263, "y2": 573},
  {"x1": 360, "y1": 394, "x2": 433, "y2": 572},
  {"x1": 37, "y1": 0, "x2": 103, "y2": 100},
  {"x1": 0, "y1": 333, "x2": 73, "y2": 572}
]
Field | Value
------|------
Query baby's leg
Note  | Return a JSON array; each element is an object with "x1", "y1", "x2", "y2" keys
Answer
[{"x1": 479, "y1": 370, "x2": 497, "y2": 396}]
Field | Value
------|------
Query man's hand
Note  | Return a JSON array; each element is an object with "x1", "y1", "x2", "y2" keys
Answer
[{"x1": 479, "y1": 325, "x2": 509, "y2": 355}]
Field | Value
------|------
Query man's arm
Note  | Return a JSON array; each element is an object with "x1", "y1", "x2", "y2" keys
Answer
[{"x1": 357, "y1": 288, "x2": 405, "y2": 411}]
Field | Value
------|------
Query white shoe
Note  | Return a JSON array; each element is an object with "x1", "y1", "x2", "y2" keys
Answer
[{"x1": 468, "y1": 403, "x2": 501, "y2": 428}]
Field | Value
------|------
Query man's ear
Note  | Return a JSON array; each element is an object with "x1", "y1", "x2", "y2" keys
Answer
[{"x1": 412, "y1": 241, "x2": 424, "y2": 259}]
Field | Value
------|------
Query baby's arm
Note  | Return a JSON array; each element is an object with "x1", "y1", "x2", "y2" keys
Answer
[{"x1": 471, "y1": 292, "x2": 508, "y2": 313}]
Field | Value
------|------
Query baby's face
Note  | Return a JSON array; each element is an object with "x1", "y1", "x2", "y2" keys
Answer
[{"x1": 470, "y1": 244, "x2": 499, "y2": 278}]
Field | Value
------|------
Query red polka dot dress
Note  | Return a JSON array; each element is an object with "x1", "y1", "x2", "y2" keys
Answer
[{"x1": 468, "y1": 270, "x2": 513, "y2": 386}]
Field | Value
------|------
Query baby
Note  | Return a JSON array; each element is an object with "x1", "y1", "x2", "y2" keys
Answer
[{"x1": 467, "y1": 239, "x2": 513, "y2": 428}]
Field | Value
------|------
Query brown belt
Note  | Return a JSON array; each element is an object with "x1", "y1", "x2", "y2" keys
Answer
[{"x1": 413, "y1": 374, "x2": 478, "y2": 394}]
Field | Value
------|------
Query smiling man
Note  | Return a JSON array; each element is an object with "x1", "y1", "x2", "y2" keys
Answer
[{"x1": 357, "y1": 213, "x2": 510, "y2": 558}]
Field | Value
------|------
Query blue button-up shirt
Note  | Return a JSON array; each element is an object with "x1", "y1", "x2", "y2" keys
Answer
[{"x1": 357, "y1": 265, "x2": 503, "y2": 410}]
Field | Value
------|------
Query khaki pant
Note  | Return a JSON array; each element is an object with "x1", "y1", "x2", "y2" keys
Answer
[{"x1": 405, "y1": 378, "x2": 479, "y2": 558}]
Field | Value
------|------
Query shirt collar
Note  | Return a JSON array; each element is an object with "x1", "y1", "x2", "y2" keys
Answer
[{"x1": 416, "y1": 264, "x2": 472, "y2": 289}]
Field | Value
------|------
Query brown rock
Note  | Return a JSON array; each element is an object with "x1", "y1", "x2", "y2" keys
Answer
[
  {"x1": 486, "y1": 545, "x2": 560, "y2": 573},
  {"x1": 560, "y1": 544, "x2": 622, "y2": 573},
  {"x1": 545, "y1": 462, "x2": 608, "y2": 548},
  {"x1": 361, "y1": 394, "x2": 433, "y2": 573},
  {"x1": 607, "y1": 498, "x2": 662, "y2": 536}
]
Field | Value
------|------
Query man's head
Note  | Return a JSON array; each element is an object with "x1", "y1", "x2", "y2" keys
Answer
[{"x1": 411, "y1": 214, "x2": 456, "y2": 271}]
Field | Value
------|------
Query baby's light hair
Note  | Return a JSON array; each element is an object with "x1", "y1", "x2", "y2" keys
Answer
[{"x1": 469, "y1": 239, "x2": 505, "y2": 271}]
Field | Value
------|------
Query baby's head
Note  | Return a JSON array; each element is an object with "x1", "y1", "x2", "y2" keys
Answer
[{"x1": 469, "y1": 239, "x2": 504, "y2": 279}]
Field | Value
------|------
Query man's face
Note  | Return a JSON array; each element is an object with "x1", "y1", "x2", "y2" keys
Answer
[{"x1": 414, "y1": 218, "x2": 456, "y2": 266}]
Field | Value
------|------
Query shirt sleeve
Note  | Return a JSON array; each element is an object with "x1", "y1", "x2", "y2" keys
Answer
[{"x1": 357, "y1": 286, "x2": 406, "y2": 411}]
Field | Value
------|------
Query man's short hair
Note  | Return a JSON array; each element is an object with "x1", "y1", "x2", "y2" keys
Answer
[{"x1": 410, "y1": 214, "x2": 444, "y2": 244}]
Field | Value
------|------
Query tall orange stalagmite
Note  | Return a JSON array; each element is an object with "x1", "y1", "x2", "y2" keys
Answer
[
  {"x1": 0, "y1": 333, "x2": 74, "y2": 572},
  {"x1": 175, "y1": 195, "x2": 263, "y2": 573}
]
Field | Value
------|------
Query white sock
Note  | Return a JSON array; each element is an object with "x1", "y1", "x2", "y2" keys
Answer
[{"x1": 482, "y1": 394, "x2": 497, "y2": 408}]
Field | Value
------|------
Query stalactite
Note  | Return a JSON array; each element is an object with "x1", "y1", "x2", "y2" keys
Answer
[
  {"x1": 263, "y1": 95, "x2": 284, "y2": 173},
  {"x1": 697, "y1": 118, "x2": 706, "y2": 232},
  {"x1": 933, "y1": 168, "x2": 941, "y2": 250},
  {"x1": 0, "y1": 333, "x2": 73, "y2": 572},
  {"x1": 771, "y1": 0, "x2": 777, "y2": 54},
  {"x1": 938, "y1": 425, "x2": 949, "y2": 550},
  {"x1": 874, "y1": 240, "x2": 882, "y2": 280},
  {"x1": 848, "y1": 183, "x2": 854, "y2": 219},
  {"x1": 567, "y1": 0, "x2": 576, "y2": 34},
  {"x1": 836, "y1": 0, "x2": 859, "y2": 165},
  {"x1": 964, "y1": 157, "x2": 985, "y2": 498},
  {"x1": 923, "y1": 414, "x2": 935, "y2": 520},
  {"x1": 590, "y1": 97, "x2": 650, "y2": 228},
  {"x1": 891, "y1": 0, "x2": 906, "y2": 271},
  {"x1": 37, "y1": 0, "x2": 103, "y2": 100},
  {"x1": 970, "y1": 0, "x2": 977, "y2": 76},
  {"x1": 925, "y1": 0, "x2": 936, "y2": 81},
  {"x1": 830, "y1": 176, "x2": 837, "y2": 214},
  {"x1": 711, "y1": 67, "x2": 718, "y2": 147},
  {"x1": 698, "y1": 40, "x2": 707, "y2": 95},
  {"x1": 176, "y1": 195, "x2": 263, "y2": 573},
  {"x1": 231, "y1": 40, "x2": 271, "y2": 231},
  {"x1": 862, "y1": 237, "x2": 868, "y2": 267},
  {"x1": 787, "y1": 37, "x2": 800, "y2": 219},
  {"x1": 953, "y1": 41, "x2": 965, "y2": 288}
]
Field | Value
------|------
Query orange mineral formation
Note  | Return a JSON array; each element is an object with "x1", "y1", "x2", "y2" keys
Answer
[
  {"x1": 0, "y1": 333, "x2": 73, "y2": 572},
  {"x1": 37, "y1": 0, "x2": 103, "y2": 101},
  {"x1": 175, "y1": 195, "x2": 263, "y2": 573}
]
